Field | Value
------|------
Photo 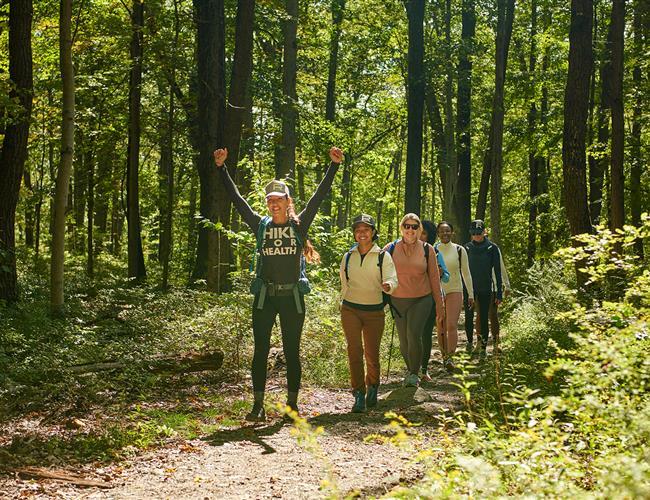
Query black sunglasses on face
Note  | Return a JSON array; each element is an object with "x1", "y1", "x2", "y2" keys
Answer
[{"x1": 402, "y1": 223, "x2": 420, "y2": 230}]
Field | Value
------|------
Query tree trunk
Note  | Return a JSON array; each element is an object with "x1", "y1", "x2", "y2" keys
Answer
[
  {"x1": 488, "y1": 0, "x2": 515, "y2": 244},
  {"x1": 404, "y1": 0, "x2": 425, "y2": 215},
  {"x1": 630, "y1": 0, "x2": 646, "y2": 257},
  {"x1": 73, "y1": 136, "x2": 87, "y2": 253},
  {"x1": 0, "y1": 0, "x2": 33, "y2": 302},
  {"x1": 608, "y1": 0, "x2": 625, "y2": 234},
  {"x1": 454, "y1": 0, "x2": 475, "y2": 243},
  {"x1": 476, "y1": 0, "x2": 516, "y2": 232},
  {"x1": 590, "y1": 4, "x2": 611, "y2": 226},
  {"x1": 51, "y1": 0, "x2": 74, "y2": 314},
  {"x1": 86, "y1": 146, "x2": 94, "y2": 278},
  {"x1": 424, "y1": 86, "x2": 447, "y2": 195},
  {"x1": 191, "y1": 0, "x2": 227, "y2": 292},
  {"x1": 562, "y1": 0, "x2": 594, "y2": 289},
  {"x1": 320, "y1": 0, "x2": 345, "y2": 226},
  {"x1": 526, "y1": 0, "x2": 538, "y2": 267},
  {"x1": 24, "y1": 168, "x2": 35, "y2": 248},
  {"x1": 126, "y1": 0, "x2": 146, "y2": 280},
  {"x1": 223, "y1": 0, "x2": 255, "y2": 174},
  {"x1": 160, "y1": 0, "x2": 180, "y2": 290},
  {"x1": 277, "y1": 0, "x2": 298, "y2": 181},
  {"x1": 442, "y1": 0, "x2": 457, "y2": 223},
  {"x1": 336, "y1": 162, "x2": 351, "y2": 229}
]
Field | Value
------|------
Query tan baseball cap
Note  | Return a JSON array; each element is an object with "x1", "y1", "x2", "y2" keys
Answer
[{"x1": 265, "y1": 179, "x2": 290, "y2": 198}]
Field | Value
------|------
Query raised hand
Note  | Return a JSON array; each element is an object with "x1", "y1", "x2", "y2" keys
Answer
[
  {"x1": 329, "y1": 146, "x2": 344, "y2": 164},
  {"x1": 213, "y1": 148, "x2": 228, "y2": 168}
]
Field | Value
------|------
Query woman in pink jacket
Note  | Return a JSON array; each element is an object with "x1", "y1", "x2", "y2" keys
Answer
[{"x1": 384, "y1": 214, "x2": 444, "y2": 387}]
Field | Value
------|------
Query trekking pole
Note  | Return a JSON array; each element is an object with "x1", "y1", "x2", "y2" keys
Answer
[{"x1": 384, "y1": 320, "x2": 396, "y2": 382}]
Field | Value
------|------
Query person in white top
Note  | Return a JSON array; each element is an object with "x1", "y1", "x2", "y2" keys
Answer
[
  {"x1": 339, "y1": 214, "x2": 398, "y2": 413},
  {"x1": 435, "y1": 221, "x2": 474, "y2": 371}
]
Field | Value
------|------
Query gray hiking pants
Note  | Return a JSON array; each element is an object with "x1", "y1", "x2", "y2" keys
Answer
[{"x1": 391, "y1": 295, "x2": 433, "y2": 375}]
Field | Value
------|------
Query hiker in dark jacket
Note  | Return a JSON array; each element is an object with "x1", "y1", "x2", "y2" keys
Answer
[
  {"x1": 214, "y1": 146, "x2": 342, "y2": 421},
  {"x1": 463, "y1": 219, "x2": 502, "y2": 359}
]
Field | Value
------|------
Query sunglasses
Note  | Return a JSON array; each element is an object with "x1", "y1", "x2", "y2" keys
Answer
[{"x1": 402, "y1": 223, "x2": 420, "y2": 230}]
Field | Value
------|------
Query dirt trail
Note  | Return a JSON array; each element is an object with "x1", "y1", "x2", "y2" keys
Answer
[{"x1": 1, "y1": 363, "x2": 463, "y2": 499}]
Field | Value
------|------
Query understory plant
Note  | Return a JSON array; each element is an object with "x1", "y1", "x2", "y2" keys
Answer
[{"x1": 396, "y1": 218, "x2": 650, "y2": 498}]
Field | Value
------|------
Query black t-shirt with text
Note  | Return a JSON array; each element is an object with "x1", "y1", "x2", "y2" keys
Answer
[{"x1": 218, "y1": 161, "x2": 339, "y2": 284}]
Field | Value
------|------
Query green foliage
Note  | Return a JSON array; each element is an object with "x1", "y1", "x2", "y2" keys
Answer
[{"x1": 397, "y1": 224, "x2": 650, "y2": 498}]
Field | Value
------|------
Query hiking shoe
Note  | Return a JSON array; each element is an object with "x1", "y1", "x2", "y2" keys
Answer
[
  {"x1": 282, "y1": 402, "x2": 300, "y2": 422},
  {"x1": 420, "y1": 371, "x2": 433, "y2": 383},
  {"x1": 404, "y1": 373, "x2": 419, "y2": 387},
  {"x1": 245, "y1": 402, "x2": 266, "y2": 422},
  {"x1": 465, "y1": 342, "x2": 474, "y2": 355},
  {"x1": 444, "y1": 358, "x2": 456, "y2": 373},
  {"x1": 352, "y1": 390, "x2": 366, "y2": 413},
  {"x1": 366, "y1": 385, "x2": 378, "y2": 408}
]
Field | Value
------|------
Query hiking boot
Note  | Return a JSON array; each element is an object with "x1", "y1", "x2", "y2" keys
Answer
[
  {"x1": 351, "y1": 390, "x2": 366, "y2": 413},
  {"x1": 366, "y1": 385, "x2": 378, "y2": 408},
  {"x1": 404, "y1": 373, "x2": 419, "y2": 387},
  {"x1": 283, "y1": 401, "x2": 300, "y2": 421},
  {"x1": 245, "y1": 402, "x2": 266, "y2": 422},
  {"x1": 465, "y1": 342, "x2": 474, "y2": 355},
  {"x1": 420, "y1": 371, "x2": 433, "y2": 383}
]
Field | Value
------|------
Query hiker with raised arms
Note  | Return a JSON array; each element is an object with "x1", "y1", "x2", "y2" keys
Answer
[
  {"x1": 384, "y1": 213, "x2": 444, "y2": 387},
  {"x1": 213, "y1": 146, "x2": 343, "y2": 421},
  {"x1": 339, "y1": 214, "x2": 398, "y2": 413}
]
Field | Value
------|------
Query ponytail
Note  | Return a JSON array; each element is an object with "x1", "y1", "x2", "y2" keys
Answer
[{"x1": 287, "y1": 197, "x2": 321, "y2": 264}]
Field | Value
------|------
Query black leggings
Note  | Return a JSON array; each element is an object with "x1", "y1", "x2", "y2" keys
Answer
[
  {"x1": 252, "y1": 293, "x2": 305, "y2": 393},
  {"x1": 421, "y1": 305, "x2": 436, "y2": 372},
  {"x1": 465, "y1": 291, "x2": 491, "y2": 346}
]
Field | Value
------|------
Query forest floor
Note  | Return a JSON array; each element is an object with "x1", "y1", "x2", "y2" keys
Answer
[{"x1": 0, "y1": 350, "x2": 467, "y2": 500}]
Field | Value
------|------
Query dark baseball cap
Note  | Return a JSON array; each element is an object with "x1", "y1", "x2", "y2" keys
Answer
[
  {"x1": 352, "y1": 214, "x2": 379, "y2": 240},
  {"x1": 469, "y1": 219, "x2": 485, "y2": 234}
]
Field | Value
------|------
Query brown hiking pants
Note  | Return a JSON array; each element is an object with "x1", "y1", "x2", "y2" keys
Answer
[{"x1": 341, "y1": 304, "x2": 385, "y2": 391}]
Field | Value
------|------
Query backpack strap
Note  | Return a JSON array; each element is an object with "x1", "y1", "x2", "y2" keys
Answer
[
  {"x1": 344, "y1": 243, "x2": 358, "y2": 281},
  {"x1": 424, "y1": 241, "x2": 429, "y2": 265},
  {"x1": 253, "y1": 216, "x2": 272, "y2": 277}
]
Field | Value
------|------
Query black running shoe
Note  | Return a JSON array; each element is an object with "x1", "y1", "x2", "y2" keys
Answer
[{"x1": 245, "y1": 402, "x2": 266, "y2": 422}]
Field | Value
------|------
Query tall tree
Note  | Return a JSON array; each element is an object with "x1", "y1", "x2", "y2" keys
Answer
[
  {"x1": 454, "y1": 0, "x2": 475, "y2": 242},
  {"x1": 0, "y1": 0, "x2": 33, "y2": 302},
  {"x1": 126, "y1": 0, "x2": 147, "y2": 280},
  {"x1": 192, "y1": 0, "x2": 227, "y2": 291},
  {"x1": 526, "y1": 0, "x2": 539, "y2": 267},
  {"x1": 404, "y1": 0, "x2": 425, "y2": 215},
  {"x1": 159, "y1": 0, "x2": 181, "y2": 290},
  {"x1": 277, "y1": 0, "x2": 298, "y2": 180},
  {"x1": 608, "y1": 0, "x2": 625, "y2": 234},
  {"x1": 441, "y1": 0, "x2": 457, "y2": 225},
  {"x1": 51, "y1": 0, "x2": 75, "y2": 313},
  {"x1": 320, "y1": 0, "x2": 345, "y2": 227},
  {"x1": 476, "y1": 0, "x2": 515, "y2": 244},
  {"x1": 630, "y1": 0, "x2": 647, "y2": 257},
  {"x1": 222, "y1": 0, "x2": 255, "y2": 176},
  {"x1": 562, "y1": 0, "x2": 594, "y2": 288},
  {"x1": 590, "y1": 2, "x2": 611, "y2": 225}
]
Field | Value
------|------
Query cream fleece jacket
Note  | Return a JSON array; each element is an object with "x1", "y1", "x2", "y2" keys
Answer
[
  {"x1": 436, "y1": 241, "x2": 474, "y2": 299},
  {"x1": 339, "y1": 243, "x2": 398, "y2": 305}
]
